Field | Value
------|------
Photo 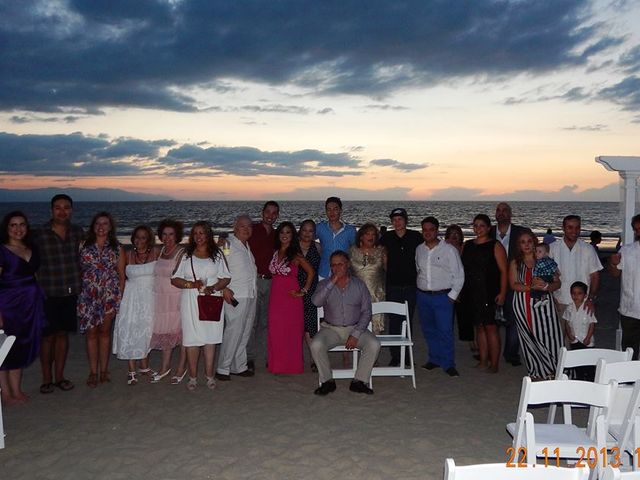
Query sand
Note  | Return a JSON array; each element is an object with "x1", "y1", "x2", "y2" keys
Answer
[{"x1": 0, "y1": 270, "x2": 622, "y2": 479}]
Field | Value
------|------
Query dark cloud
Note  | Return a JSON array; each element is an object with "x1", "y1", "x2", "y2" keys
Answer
[
  {"x1": 238, "y1": 105, "x2": 310, "y2": 114},
  {"x1": 619, "y1": 45, "x2": 640, "y2": 73},
  {"x1": 0, "y1": 0, "x2": 628, "y2": 112},
  {"x1": 362, "y1": 105, "x2": 409, "y2": 111},
  {"x1": 161, "y1": 145, "x2": 363, "y2": 177},
  {"x1": 597, "y1": 76, "x2": 640, "y2": 111},
  {"x1": 0, "y1": 132, "x2": 367, "y2": 178},
  {"x1": 278, "y1": 186, "x2": 413, "y2": 200},
  {"x1": 0, "y1": 132, "x2": 169, "y2": 176},
  {"x1": 317, "y1": 108, "x2": 334, "y2": 115},
  {"x1": 370, "y1": 159, "x2": 427, "y2": 172}
]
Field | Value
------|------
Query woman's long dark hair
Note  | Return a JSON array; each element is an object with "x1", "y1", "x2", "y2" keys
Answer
[
  {"x1": 84, "y1": 211, "x2": 118, "y2": 250},
  {"x1": 185, "y1": 221, "x2": 221, "y2": 261},
  {"x1": 274, "y1": 221, "x2": 301, "y2": 262},
  {"x1": 0, "y1": 210, "x2": 32, "y2": 247}
]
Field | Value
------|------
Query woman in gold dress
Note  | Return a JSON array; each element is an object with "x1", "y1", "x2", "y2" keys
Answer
[{"x1": 349, "y1": 223, "x2": 387, "y2": 334}]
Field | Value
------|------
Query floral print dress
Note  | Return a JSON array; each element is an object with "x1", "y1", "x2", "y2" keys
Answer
[{"x1": 77, "y1": 243, "x2": 122, "y2": 333}]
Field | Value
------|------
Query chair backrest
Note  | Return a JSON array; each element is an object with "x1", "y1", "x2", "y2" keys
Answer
[
  {"x1": 444, "y1": 458, "x2": 590, "y2": 479},
  {"x1": 602, "y1": 465, "x2": 640, "y2": 480},
  {"x1": 590, "y1": 359, "x2": 640, "y2": 446},
  {"x1": 0, "y1": 330, "x2": 16, "y2": 368},
  {"x1": 555, "y1": 347, "x2": 634, "y2": 377},
  {"x1": 516, "y1": 377, "x2": 618, "y2": 429},
  {"x1": 371, "y1": 301, "x2": 408, "y2": 317}
]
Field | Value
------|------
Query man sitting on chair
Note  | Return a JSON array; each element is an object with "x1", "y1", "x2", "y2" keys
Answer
[{"x1": 310, "y1": 250, "x2": 381, "y2": 396}]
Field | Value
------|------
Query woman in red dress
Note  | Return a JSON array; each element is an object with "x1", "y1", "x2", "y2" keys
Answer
[{"x1": 267, "y1": 222, "x2": 314, "y2": 374}]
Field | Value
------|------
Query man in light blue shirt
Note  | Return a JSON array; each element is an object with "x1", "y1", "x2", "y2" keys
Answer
[{"x1": 315, "y1": 196, "x2": 356, "y2": 279}]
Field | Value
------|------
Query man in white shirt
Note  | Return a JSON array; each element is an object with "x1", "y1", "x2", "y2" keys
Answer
[
  {"x1": 415, "y1": 216, "x2": 465, "y2": 377},
  {"x1": 216, "y1": 215, "x2": 257, "y2": 380},
  {"x1": 609, "y1": 214, "x2": 640, "y2": 359},
  {"x1": 549, "y1": 215, "x2": 602, "y2": 318}
]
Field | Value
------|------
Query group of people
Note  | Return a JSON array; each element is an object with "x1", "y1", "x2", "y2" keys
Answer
[{"x1": 2, "y1": 193, "x2": 640, "y2": 403}]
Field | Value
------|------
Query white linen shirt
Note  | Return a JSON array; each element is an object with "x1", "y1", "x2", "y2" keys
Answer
[
  {"x1": 617, "y1": 241, "x2": 640, "y2": 319},
  {"x1": 225, "y1": 234, "x2": 257, "y2": 298},
  {"x1": 563, "y1": 300, "x2": 597, "y2": 347},
  {"x1": 496, "y1": 224, "x2": 512, "y2": 257},
  {"x1": 550, "y1": 238, "x2": 602, "y2": 305},
  {"x1": 415, "y1": 239, "x2": 464, "y2": 301}
]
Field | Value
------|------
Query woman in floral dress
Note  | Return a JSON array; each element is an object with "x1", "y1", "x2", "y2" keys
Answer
[{"x1": 77, "y1": 212, "x2": 125, "y2": 388}]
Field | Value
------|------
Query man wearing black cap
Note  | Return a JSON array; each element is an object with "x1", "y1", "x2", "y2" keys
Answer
[{"x1": 379, "y1": 208, "x2": 423, "y2": 366}]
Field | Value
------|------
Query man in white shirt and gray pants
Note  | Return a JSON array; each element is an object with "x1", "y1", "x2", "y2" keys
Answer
[
  {"x1": 415, "y1": 216, "x2": 464, "y2": 377},
  {"x1": 609, "y1": 214, "x2": 640, "y2": 359}
]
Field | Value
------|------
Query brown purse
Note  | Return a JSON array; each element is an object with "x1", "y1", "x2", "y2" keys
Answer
[{"x1": 190, "y1": 256, "x2": 223, "y2": 322}]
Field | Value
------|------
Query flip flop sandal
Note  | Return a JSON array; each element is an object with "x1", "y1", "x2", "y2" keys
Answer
[
  {"x1": 54, "y1": 379, "x2": 75, "y2": 391},
  {"x1": 39, "y1": 383, "x2": 55, "y2": 394}
]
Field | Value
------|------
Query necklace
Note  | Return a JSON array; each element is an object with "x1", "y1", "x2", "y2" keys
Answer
[
  {"x1": 134, "y1": 247, "x2": 151, "y2": 264},
  {"x1": 161, "y1": 244, "x2": 178, "y2": 258}
]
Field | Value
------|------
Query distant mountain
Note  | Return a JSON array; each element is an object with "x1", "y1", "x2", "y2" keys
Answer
[{"x1": 0, "y1": 188, "x2": 173, "y2": 202}]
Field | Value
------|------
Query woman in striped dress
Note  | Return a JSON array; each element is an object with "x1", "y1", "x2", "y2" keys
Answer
[{"x1": 509, "y1": 230, "x2": 562, "y2": 379}]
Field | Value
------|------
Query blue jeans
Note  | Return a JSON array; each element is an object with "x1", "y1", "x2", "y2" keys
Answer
[{"x1": 417, "y1": 291, "x2": 455, "y2": 369}]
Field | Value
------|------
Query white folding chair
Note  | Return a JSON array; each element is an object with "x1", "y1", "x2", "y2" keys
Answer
[
  {"x1": 370, "y1": 301, "x2": 416, "y2": 388},
  {"x1": 548, "y1": 347, "x2": 634, "y2": 423},
  {"x1": 0, "y1": 329, "x2": 17, "y2": 450},
  {"x1": 602, "y1": 465, "x2": 640, "y2": 479},
  {"x1": 316, "y1": 306, "x2": 360, "y2": 381},
  {"x1": 507, "y1": 376, "x2": 617, "y2": 479},
  {"x1": 590, "y1": 359, "x2": 640, "y2": 469},
  {"x1": 444, "y1": 458, "x2": 590, "y2": 479}
]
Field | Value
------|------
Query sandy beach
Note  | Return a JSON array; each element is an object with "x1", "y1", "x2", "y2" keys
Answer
[{"x1": 0, "y1": 269, "x2": 622, "y2": 479}]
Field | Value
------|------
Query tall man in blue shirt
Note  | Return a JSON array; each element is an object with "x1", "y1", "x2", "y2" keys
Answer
[
  {"x1": 315, "y1": 197, "x2": 356, "y2": 279},
  {"x1": 310, "y1": 251, "x2": 381, "y2": 395}
]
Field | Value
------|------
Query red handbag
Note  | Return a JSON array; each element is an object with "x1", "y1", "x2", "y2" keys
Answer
[{"x1": 191, "y1": 257, "x2": 223, "y2": 322}]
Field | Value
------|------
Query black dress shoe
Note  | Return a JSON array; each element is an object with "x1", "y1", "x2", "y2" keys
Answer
[
  {"x1": 314, "y1": 380, "x2": 337, "y2": 396},
  {"x1": 421, "y1": 362, "x2": 439, "y2": 371},
  {"x1": 231, "y1": 369, "x2": 255, "y2": 377},
  {"x1": 349, "y1": 380, "x2": 374, "y2": 394},
  {"x1": 445, "y1": 367, "x2": 460, "y2": 377},
  {"x1": 510, "y1": 359, "x2": 522, "y2": 367},
  {"x1": 247, "y1": 360, "x2": 255, "y2": 373},
  {"x1": 214, "y1": 373, "x2": 231, "y2": 381}
]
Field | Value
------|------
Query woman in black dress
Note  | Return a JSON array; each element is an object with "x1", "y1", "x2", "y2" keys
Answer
[
  {"x1": 461, "y1": 214, "x2": 507, "y2": 373},
  {"x1": 297, "y1": 219, "x2": 321, "y2": 371}
]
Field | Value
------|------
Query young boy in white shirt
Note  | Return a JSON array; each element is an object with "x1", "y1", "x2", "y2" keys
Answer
[{"x1": 563, "y1": 281, "x2": 597, "y2": 380}]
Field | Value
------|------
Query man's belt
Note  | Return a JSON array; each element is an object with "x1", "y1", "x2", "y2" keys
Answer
[{"x1": 417, "y1": 288, "x2": 451, "y2": 295}]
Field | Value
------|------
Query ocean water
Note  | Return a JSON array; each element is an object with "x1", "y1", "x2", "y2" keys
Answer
[{"x1": 0, "y1": 200, "x2": 623, "y2": 246}]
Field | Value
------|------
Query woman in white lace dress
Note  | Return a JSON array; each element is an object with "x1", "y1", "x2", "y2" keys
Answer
[{"x1": 112, "y1": 225, "x2": 158, "y2": 385}]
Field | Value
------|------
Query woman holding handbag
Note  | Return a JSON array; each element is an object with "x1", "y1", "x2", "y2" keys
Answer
[{"x1": 171, "y1": 221, "x2": 230, "y2": 391}]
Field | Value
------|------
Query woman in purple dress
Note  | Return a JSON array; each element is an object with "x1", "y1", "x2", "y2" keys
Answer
[
  {"x1": 267, "y1": 222, "x2": 314, "y2": 374},
  {"x1": 0, "y1": 211, "x2": 45, "y2": 405}
]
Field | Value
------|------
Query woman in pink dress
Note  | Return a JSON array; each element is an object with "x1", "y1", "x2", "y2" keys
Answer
[
  {"x1": 267, "y1": 222, "x2": 314, "y2": 374},
  {"x1": 150, "y1": 219, "x2": 187, "y2": 384}
]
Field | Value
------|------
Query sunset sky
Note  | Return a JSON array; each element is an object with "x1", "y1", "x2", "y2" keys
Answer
[{"x1": 1, "y1": 0, "x2": 639, "y2": 201}]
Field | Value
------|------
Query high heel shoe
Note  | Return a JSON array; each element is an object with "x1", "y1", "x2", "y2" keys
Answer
[
  {"x1": 186, "y1": 377, "x2": 197, "y2": 391},
  {"x1": 99, "y1": 371, "x2": 111, "y2": 384},
  {"x1": 205, "y1": 376, "x2": 217, "y2": 390},
  {"x1": 127, "y1": 371, "x2": 138, "y2": 386},
  {"x1": 171, "y1": 370, "x2": 187, "y2": 385},
  {"x1": 137, "y1": 367, "x2": 155, "y2": 377},
  {"x1": 86, "y1": 373, "x2": 98, "y2": 388},
  {"x1": 151, "y1": 368, "x2": 171, "y2": 383}
]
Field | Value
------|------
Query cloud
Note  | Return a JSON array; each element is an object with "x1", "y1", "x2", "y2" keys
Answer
[
  {"x1": 317, "y1": 107, "x2": 334, "y2": 115},
  {"x1": 619, "y1": 45, "x2": 640, "y2": 73},
  {"x1": 597, "y1": 76, "x2": 640, "y2": 111},
  {"x1": 362, "y1": 104, "x2": 409, "y2": 111},
  {"x1": 0, "y1": 131, "x2": 366, "y2": 178},
  {"x1": 0, "y1": 0, "x2": 629, "y2": 112},
  {"x1": 562, "y1": 124, "x2": 608, "y2": 131},
  {"x1": 161, "y1": 145, "x2": 363, "y2": 177},
  {"x1": 370, "y1": 158, "x2": 427, "y2": 172},
  {"x1": 426, "y1": 183, "x2": 619, "y2": 201},
  {"x1": 278, "y1": 186, "x2": 413, "y2": 200}
]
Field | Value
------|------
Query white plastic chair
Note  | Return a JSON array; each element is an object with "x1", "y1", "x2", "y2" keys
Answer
[
  {"x1": 506, "y1": 376, "x2": 617, "y2": 479},
  {"x1": 0, "y1": 329, "x2": 17, "y2": 449},
  {"x1": 602, "y1": 465, "x2": 640, "y2": 479},
  {"x1": 548, "y1": 347, "x2": 634, "y2": 424},
  {"x1": 590, "y1": 359, "x2": 640, "y2": 469},
  {"x1": 444, "y1": 458, "x2": 590, "y2": 479},
  {"x1": 316, "y1": 300, "x2": 416, "y2": 388}
]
